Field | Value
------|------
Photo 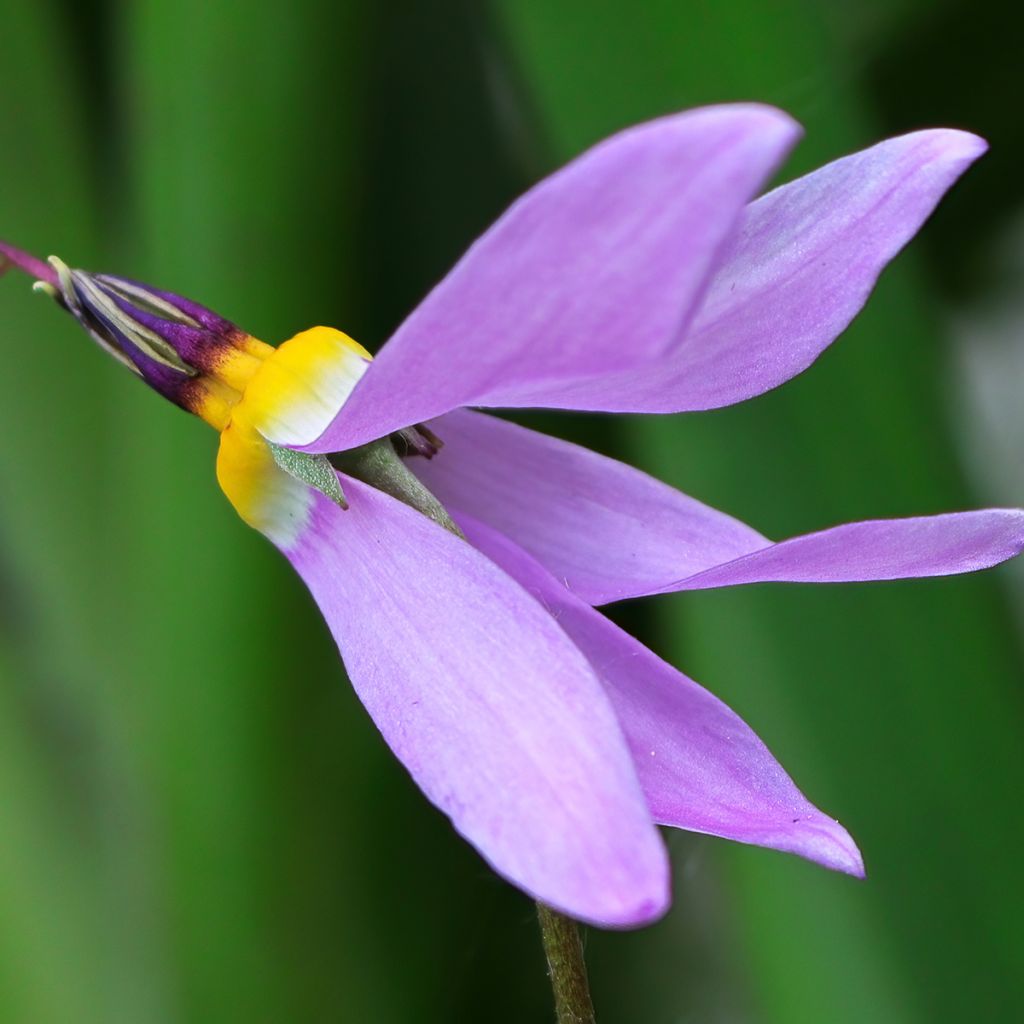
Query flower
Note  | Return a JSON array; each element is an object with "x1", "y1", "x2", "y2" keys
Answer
[{"x1": 3, "y1": 104, "x2": 1023, "y2": 929}]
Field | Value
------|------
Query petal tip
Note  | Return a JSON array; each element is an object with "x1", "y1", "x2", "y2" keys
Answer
[
  {"x1": 940, "y1": 129, "x2": 989, "y2": 170},
  {"x1": 793, "y1": 816, "x2": 865, "y2": 878},
  {"x1": 549, "y1": 839, "x2": 673, "y2": 931},
  {"x1": 983, "y1": 507, "x2": 1024, "y2": 564},
  {"x1": 637, "y1": 103, "x2": 801, "y2": 173},
  {"x1": 614, "y1": 891, "x2": 672, "y2": 929},
  {"x1": 693, "y1": 100, "x2": 803, "y2": 153},
  {"x1": 731, "y1": 100, "x2": 803, "y2": 139},
  {"x1": 912, "y1": 127, "x2": 989, "y2": 169},
  {"x1": 577, "y1": 877, "x2": 672, "y2": 931},
  {"x1": 832, "y1": 838, "x2": 866, "y2": 880}
]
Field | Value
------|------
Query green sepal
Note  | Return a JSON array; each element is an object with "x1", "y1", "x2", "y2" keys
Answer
[{"x1": 268, "y1": 442, "x2": 348, "y2": 509}]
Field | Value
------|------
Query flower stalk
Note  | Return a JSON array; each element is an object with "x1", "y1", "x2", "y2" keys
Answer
[{"x1": 537, "y1": 904, "x2": 596, "y2": 1024}]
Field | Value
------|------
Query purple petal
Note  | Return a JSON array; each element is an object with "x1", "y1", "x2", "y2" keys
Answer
[
  {"x1": 412, "y1": 412, "x2": 1024, "y2": 603},
  {"x1": 660, "y1": 511, "x2": 1024, "y2": 592},
  {"x1": 282, "y1": 478, "x2": 669, "y2": 927},
  {"x1": 664, "y1": 128, "x2": 988, "y2": 410},
  {"x1": 509, "y1": 129, "x2": 987, "y2": 412},
  {"x1": 459, "y1": 513, "x2": 863, "y2": 876},
  {"x1": 301, "y1": 104, "x2": 799, "y2": 452},
  {"x1": 96, "y1": 273, "x2": 242, "y2": 337},
  {"x1": 412, "y1": 409, "x2": 767, "y2": 605}
]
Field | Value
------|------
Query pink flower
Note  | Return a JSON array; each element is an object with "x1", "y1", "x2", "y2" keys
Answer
[{"x1": 3, "y1": 104, "x2": 1021, "y2": 929}]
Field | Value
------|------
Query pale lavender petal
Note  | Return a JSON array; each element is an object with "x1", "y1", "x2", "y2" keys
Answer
[
  {"x1": 413, "y1": 411, "x2": 1024, "y2": 604},
  {"x1": 412, "y1": 409, "x2": 767, "y2": 605},
  {"x1": 475, "y1": 129, "x2": 988, "y2": 413},
  {"x1": 660, "y1": 511, "x2": 1024, "y2": 593},
  {"x1": 283, "y1": 478, "x2": 669, "y2": 927},
  {"x1": 459, "y1": 513, "x2": 863, "y2": 876},
  {"x1": 302, "y1": 105, "x2": 799, "y2": 452}
]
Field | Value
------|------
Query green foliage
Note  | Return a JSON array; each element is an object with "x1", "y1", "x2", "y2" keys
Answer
[{"x1": 0, "y1": 0, "x2": 1020, "y2": 1021}]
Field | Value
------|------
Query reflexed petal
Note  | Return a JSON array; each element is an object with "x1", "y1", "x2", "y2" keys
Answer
[
  {"x1": 413, "y1": 412, "x2": 1024, "y2": 603},
  {"x1": 412, "y1": 409, "x2": 766, "y2": 605},
  {"x1": 658, "y1": 510, "x2": 1024, "y2": 593},
  {"x1": 666, "y1": 128, "x2": 988, "y2": 410},
  {"x1": 281, "y1": 478, "x2": 669, "y2": 927},
  {"x1": 301, "y1": 104, "x2": 799, "y2": 452},
  {"x1": 459, "y1": 513, "x2": 863, "y2": 876},
  {"x1": 500, "y1": 129, "x2": 987, "y2": 412}
]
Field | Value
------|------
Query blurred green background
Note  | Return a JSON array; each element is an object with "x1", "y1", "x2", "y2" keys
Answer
[{"x1": 2, "y1": 1, "x2": 1023, "y2": 1021}]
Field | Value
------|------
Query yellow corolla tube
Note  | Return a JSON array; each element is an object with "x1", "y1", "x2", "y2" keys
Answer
[
  {"x1": 238, "y1": 327, "x2": 373, "y2": 447},
  {"x1": 214, "y1": 327, "x2": 372, "y2": 546},
  {"x1": 12, "y1": 255, "x2": 410, "y2": 548}
]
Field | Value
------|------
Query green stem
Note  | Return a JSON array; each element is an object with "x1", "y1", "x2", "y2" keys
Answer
[
  {"x1": 333, "y1": 435, "x2": 597, "y2": 1023},
  {"x1": 536, "y1": 904, "x2": 596, "y2": 1024}
]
